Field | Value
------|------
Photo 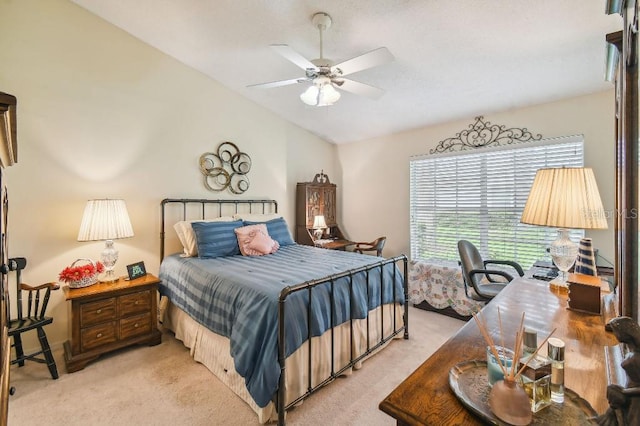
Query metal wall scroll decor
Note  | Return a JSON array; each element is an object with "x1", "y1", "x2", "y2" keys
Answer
[
  {"x1": 199, "y1": 141, "x2": 252, "y2": 194},
  {"x1": 429, "y1": 116, "x2": 543, "y2": 154}
]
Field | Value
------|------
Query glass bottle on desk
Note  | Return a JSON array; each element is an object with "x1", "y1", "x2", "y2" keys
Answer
[
  {"x1": 518, "y1": 329, "x2": 552, "y2": 412},
  {"x1": 548, "y1": 338, "x2": 565, "y2": 403}
]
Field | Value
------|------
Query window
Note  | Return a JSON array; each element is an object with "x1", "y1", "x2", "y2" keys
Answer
[{"x1": 410, "y1": 136, "x2": 584, "y2": 268}]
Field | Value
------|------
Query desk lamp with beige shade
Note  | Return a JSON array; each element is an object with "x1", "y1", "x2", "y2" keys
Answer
[
  {"x1": 520, "y1": 167, "x2": 608, "y2": 288},
  {"x1": 312, "y1": 215, "x2": 327, "y2": 240}
]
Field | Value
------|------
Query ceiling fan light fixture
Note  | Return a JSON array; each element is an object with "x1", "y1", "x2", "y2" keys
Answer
[
  {"x1": 251, "y1": 11, "x2": 393, "y2": 106},
  {"x1": 300, "y1": 85, "x2": 320, "y2": 105},
  {"x1": 300, "y1": 78, "x2": 340, "y2": 106},
  {"x1": 318, "y1": 83, "x2": 340, "y2": 106}
]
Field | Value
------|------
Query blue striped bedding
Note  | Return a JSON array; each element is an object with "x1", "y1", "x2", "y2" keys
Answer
[{"x1": 158, "y1": 244, "x2": 405, "y2": 408}]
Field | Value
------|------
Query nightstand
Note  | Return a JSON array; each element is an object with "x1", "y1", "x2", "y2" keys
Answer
[{"x1": 63, "y1": 274, "x2": 162, "y2": 372}]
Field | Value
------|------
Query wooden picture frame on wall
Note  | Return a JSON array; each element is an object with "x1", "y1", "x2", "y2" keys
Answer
[{"x1": 0, "y1": 93, "x2": 17, "y2": 169}]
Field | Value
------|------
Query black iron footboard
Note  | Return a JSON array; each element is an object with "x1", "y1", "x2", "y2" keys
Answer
[{"x1": 276, "y1": 255, "x2": 409, "y2": 425}]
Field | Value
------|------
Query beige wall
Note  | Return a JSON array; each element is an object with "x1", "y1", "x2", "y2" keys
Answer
[
  {"x1": 0, "y1": 0, "x2": 337, "y2": 349},
  {"x1": 0, "y1": 0, "x2": 617, "y2": 357},
  {"x1": 338, "y1": 90, "x2": 616, "y2": 264}
]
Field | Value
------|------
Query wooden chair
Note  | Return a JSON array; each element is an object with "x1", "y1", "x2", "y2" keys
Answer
[
  {"x1": 457, "y1": 240, "x2": 524, "y2": 302},
  {"x1": 6, "y1": 257, "x2": 59, "y2": 379},
  {"x1": 354, "y1": 236, "x2": 386, "y2": 257}
]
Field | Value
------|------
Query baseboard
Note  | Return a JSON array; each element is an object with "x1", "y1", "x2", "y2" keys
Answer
[{"x1": 412, "y1": 301, "x2": 471, "y2": 321}]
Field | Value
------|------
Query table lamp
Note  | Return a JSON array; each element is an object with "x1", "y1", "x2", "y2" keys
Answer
[
  {"x1": 313, "y1": 215, "x2": 327, "y2": 239},
  {"x1": 520, "y1": 167, "x2": 607, "y2": 287},
  {"x1": 77, "y1": 199, "x2": 134, "y2": 283}
]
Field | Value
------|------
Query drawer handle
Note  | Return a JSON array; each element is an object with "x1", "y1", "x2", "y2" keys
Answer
[
  {"x1": 96, "y1": 332, "x2": 103, "y2": 338},
  {"x1": 134, "y1": 301, "x2": 140, "y2": 305},
  {"x1": 96, "y1": 309, "x2": 102, "y2": 314},
  {"x1": 134, "y1": 323, "x2": 139, "y2": 328}
]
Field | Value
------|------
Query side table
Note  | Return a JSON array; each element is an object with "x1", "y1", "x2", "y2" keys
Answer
[{"x1": 63, "y1": 273, "x2": 162, "y2": 372}]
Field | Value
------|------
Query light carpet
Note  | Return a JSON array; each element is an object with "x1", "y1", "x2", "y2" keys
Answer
[{"x1": 7, "y1": 307, "x2": 464, "y2": 425}]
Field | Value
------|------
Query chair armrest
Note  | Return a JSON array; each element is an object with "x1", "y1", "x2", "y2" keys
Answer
[
  {"x1": 484, "y1": 260, "x2": 525, "y2": 277},
  {"x1": 469, "y1": 268, "x2": 514, "y2": 283},
  {"x1": 354, "y1": 243, "x2": 375, "y2": 250},
  {"x1": 20, "y1": 282, "x2": 60, "y2": 292}
]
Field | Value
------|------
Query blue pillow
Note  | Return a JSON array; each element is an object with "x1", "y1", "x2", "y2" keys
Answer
[
  {"x1": 244, "y1": 217, "x2": 295, "y2": 246},
  {"x1": 192, "y1": 220, "x2": 244, "y2": 258}
]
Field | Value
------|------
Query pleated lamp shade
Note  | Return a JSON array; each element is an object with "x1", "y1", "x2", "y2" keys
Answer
[
  {"x1": 520, "y1": 167, "x2": 608, "y2": 230},
  {"x1": 313, "y1": 215, "x2": 327, "y2": 229},
  {"x1": 77, "y1": 199, "x2": 134, "y2": 241}
]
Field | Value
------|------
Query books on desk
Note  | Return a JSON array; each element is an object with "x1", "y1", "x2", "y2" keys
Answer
[
  {"x1": 314, "y1": 239, "x2": 334, "y2": 246},
  {"x1": 531, "y1": 262, "x2": 559, "y2": 281}
]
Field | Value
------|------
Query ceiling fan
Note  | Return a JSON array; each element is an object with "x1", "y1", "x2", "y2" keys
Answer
[{"x1": 248, "y1": 12, "x2": 394, "y2": 107}]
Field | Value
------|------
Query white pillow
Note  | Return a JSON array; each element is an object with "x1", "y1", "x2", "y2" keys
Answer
[
  {"x1": 232, "y1": 213, "x2": 282, "y2": 222},
  {"x1": 174, "y1": 217, "x2": 234, "y2": 257}
]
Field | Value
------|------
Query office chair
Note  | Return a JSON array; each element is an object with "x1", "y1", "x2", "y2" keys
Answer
[{"x1": 457, "y1": 240, "x2": 524, "y2": 302}]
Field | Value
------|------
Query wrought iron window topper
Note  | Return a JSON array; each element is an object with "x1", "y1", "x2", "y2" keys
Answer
[
  {"x1": 199, "y1": 141, "x2": 251, "y2": 194},
  {"x1": 430, "y1": 116, "x2": 542, "y2": 154}
]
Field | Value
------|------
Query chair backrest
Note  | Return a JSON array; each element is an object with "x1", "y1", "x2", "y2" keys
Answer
[
  {"x1": 374, "y1": 237, "x2": 386, "y2": 256},
  {"x1": 457, "y1": 240, "x2": 484, "y2": 289},
  {"x1": 6, "y1": 257, "x2": 26, "y2": 321},
  {"x1": 7, "y1": 257, "x2": 54, "y2": 321}
]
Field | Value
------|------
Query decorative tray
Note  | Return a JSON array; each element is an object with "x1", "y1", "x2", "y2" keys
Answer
[{"x1": 448, "y1": 360, "x2": 598, "y2": 425}]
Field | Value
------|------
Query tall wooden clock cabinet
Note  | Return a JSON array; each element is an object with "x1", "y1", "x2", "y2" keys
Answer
[{"x1": 295, "y1": 172, "x2": 347, "y2": 246}]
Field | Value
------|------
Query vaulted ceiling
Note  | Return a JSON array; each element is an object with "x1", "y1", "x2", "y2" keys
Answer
[{"x1": 71, "y1": 0, "x2": 622, "y2": 144}]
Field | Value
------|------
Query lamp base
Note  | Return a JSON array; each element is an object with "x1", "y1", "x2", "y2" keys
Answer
[
  {"x1": 549, "y1": 276, "x2": 569, "y2": 291},
  {"x1": 99, "y1": 270, "x2": 119, "y2": 284},
  {"x1": 100, "y1": 239, "x2": 119, "y2": 283},
  {"x1": 549, "y1": 229, "x2": 577, "y2": 290}
]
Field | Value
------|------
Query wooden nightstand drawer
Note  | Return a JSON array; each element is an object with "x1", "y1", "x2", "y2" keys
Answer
[
  {"x1": 119, "y1": 290, "x2": 151, "y2": 317},
  {"x1": 81, "y1": 321, "x2": 117, "y2": 351},
  {"x1": 64, "y1": 274, "x2": 162, "y2": 373},
  {"x1": 120, "y1": 312, "x2": 151, "y2": 339},
  {"x1": 80, "y1": 298, "x2": 116, "y2": 327}
]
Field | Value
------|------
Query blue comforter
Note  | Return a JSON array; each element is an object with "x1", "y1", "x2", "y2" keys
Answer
[{"x1": 158, "y1": 244, "x2": 404, "y2": 408}]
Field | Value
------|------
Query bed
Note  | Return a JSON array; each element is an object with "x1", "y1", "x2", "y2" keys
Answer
[{"x1": 157, "y1": 199, "x2": 408, "y2": 425}]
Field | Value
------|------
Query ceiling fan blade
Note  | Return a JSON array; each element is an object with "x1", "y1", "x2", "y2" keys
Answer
[
  {"x1": 270, "y1": 44, "x2": 317, "y2": 71},
  {"x1": 247, "y1": 77, "x2": 309, "y2": 89},
  {"x1": 335, "y1": 78, "x2": 385, "y2": 100},
  {"x1": 332, "y1": 47, "x2": 394, "y2": 77}
]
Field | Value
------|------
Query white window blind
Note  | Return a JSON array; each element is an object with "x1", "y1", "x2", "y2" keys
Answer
[{"x1": 410, "y1": 136, "x2": 584, "y2": 268}]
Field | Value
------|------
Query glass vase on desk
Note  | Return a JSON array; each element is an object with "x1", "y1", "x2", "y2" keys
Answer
[{"x1": 486, "y1": 346, "x2": 514, "y2": 386}]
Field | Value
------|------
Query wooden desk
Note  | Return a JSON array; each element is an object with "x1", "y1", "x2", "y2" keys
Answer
[
  {"x1": 314, "y1": 239, "x2": 354, "y2": 251},
  {"x1": 379, "y1": 277, "x2": 617, "y2": 425}
]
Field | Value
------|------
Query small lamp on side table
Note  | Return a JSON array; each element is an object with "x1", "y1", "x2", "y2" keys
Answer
[
  {"x1": 77, "y1": 199, "x2": 134, "y2": 283},
  {"x1": 520, "y1": 167, "x2": 608, "y2": 288},
  {"x1": 313, "y1": 215, "x2": 327, "y2": 240}
]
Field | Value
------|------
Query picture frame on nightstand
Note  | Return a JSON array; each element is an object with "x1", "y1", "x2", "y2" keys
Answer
[{"x1": 126, "y1": 261, "x2": 146, "y2": 280}]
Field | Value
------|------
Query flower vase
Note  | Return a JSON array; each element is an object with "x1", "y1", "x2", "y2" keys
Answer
[
  {"x1": 574, "y1": 237, "x2": 597, "y2": 276},
  {"x1": 488, "y1": 378, "x2": 532, "y2": 425}
]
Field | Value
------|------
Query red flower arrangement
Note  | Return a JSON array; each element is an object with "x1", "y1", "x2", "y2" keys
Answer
[{"x1": 58, "y1": 261, "x2": 105, "y2": 283}]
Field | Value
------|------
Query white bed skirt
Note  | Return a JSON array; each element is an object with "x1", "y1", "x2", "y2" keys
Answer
[{"x1": 162, "y1": 300, "x2": 405, "y2": 423}]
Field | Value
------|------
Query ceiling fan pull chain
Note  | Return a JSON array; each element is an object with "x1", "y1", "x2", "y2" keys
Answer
[{"x1": 318, "y1": 23, "x2": 324, "y2": 59}]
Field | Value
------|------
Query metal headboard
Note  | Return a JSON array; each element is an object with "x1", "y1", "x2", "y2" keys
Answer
[{"x1": 160, "y1": 198, "x2": 278, "y2": 260}]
